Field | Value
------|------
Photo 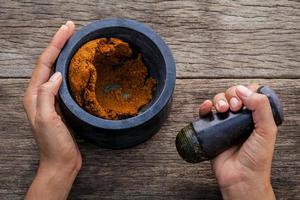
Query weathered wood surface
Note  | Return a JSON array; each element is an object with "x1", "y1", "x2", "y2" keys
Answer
[
  {"x1": 1, "y1": 0, "x2": 300, "y2": 78},
  {"x1": 1, "y1": 0, "x2": 300, "y2": 199},
  {"x1": 0, "y1": 79, "x2": 299, "y2": 200}
]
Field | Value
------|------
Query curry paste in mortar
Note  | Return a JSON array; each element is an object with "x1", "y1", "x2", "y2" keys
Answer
[{"x1": 68, "y1": 38, "x2": 156, "y2": 120}]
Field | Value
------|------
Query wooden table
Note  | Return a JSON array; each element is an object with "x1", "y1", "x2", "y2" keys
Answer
[{"x1": 1, "y1": 1, "x2": 299, "y2": 199}]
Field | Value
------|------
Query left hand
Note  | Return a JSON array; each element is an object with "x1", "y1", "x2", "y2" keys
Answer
[{"x1": 23, "y1": 21, "x2": 81, "y2": 200}]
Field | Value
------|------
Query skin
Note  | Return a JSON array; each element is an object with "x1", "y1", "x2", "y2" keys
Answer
[
  {"x1": 24, "y1": 21, "x2": 277, "y2": 200},
  {"x1": 23, "y1": 21, "x2": 82, "y2": 200},
  {"x1": 199, "y1": 85, "x2": 277, "y2": 200}
]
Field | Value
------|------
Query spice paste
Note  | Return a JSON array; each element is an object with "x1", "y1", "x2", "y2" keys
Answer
[{"x1": 69, "y1": 38, "x2": 156, "y2": 120}]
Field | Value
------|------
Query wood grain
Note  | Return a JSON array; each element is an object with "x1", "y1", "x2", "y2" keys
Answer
[
  {"x1": 1, "y1": 1, "x2": 299, "y2": 199},
  {"x1": 1, "y1": 0, "x2": 300, "y2": 78},
  {"x1": 0, "y1": 78, "x2": 299, "y2": 200}
]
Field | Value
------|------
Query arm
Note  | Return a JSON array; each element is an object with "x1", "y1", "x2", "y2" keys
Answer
[{"x1": 23, "y1": 21, "x2": 82, "y2": 200}]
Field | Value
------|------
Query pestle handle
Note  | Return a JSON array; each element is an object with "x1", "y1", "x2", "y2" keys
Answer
[{"x1": 176, "y1": 86, "x2": 284, "y2": 163}]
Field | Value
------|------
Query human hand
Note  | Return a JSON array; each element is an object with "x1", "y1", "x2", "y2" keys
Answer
[
  {"x1": 199, "y1": 85, "x2": 277, "y2": 200},
  {"x1": 23, "y1": 21, "x2": 81, "y2": 200}
]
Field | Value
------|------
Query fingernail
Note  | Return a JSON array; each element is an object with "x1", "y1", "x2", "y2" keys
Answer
[
  {"x1": 237, "y1": 85, "x2": 253, "y2": 97},
  {"x1": 65, "y1": 20, "x2": 73, "y2": 26},
  {"x1": 230, "y1": 97, "x2": 239, "y2": 108},
  {"x1": 49, "y1": 72, "x2": 61, "y2": 82},
  {"x1": 199, "y1": 100, "x2": 211, "y2": 117},
  {"x1": 218, "y1": 99, "x2": 227, "y2": 109},
  {"x1": 200, "y1": 100, "x2": 209, "y2": 107},
  {"x1": 60, "y1": 24, "x2": 68, "y2": 31}
]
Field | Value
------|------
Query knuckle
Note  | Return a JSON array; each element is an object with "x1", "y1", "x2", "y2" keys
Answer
[
  {"x1": 257, "y1": 94, "x2": 269, "y2": 105},
  {"x1": 47, "y1": 113, "x2": 60, "y2": 122},
  {"x1": 225, "y1": 88, "x2": 231, "y2": 96},
  {"x1": 36, "y1": 56, "x2": 45, "y2": 67},
  {"x1": 37, "y1": 84, "x2": 49, "y2": 95},
  {"x1": 34, "y1": 113, "x2": 45, "y2": 128},
  {"x1": 225, "y1": 86, "x2": 236, "y2": 96},
  {"x1": 23, "y1": 92, "x2": 33, "y2": 109},
  {"x1": 213, "y1": 95, "x2": 217, "y2": 102},
  {"x1": 22, "y1": 94, "x2": 30, "y2": 106},
  {"x1": 35, "y1": 112, "x2": 59, "y2": 128},
  {"x1": 214, "y1": 92, "x2": 225, "y2": 101}
]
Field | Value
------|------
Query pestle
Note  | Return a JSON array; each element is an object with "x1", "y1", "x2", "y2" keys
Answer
[{"x1": 175, "y1": 86, "x2": 284, "y2": 163}]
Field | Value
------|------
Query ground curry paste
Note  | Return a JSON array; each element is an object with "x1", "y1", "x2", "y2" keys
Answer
[{"x1": 68, "y1": 38, "x2": 156, "y2": 120}]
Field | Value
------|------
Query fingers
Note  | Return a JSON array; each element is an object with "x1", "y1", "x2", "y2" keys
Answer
[
  {"x1": 213, "y1": 93, "x2": 229, "y2": 113},
  {"x1": 224, "y1": 84, "x2": 259, "y2": 112},
  {"x1": 225, "y1": 86, "x2": 243, "y2": 112},
  {"x1": 35, "y1": 72, "x2": 62, "y2": 126},
  {"x1": 236, "y1": 85, "x2": 277, "y2": 137},
  {"x1": 199, "y1": 100, "x2": 213, "y2": 117},
  {"x1": 24, "y1": 21, "x2": 74, "y2": 123},
  {"x1": 29, "y1": 21, "x2": 75, "y2": 90},
  {"x1": 200, "y1": 84, "x2": 261, "y2": 116}
]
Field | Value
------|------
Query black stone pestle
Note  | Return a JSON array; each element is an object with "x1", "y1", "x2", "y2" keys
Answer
[{"x1": 176, "y1": 86, "x2": 284, "y2": 163}]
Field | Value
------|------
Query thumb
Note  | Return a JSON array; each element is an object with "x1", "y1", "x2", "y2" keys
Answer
[
  {"x1": 236, "y1": 85, "x2": 277, "y2": 137},
  {"x1": 235, "y1": 85, "x2": 277, "y2": 169},
  {"x1": 36, "y1": 72, "x2": 62, "y2": 121}
]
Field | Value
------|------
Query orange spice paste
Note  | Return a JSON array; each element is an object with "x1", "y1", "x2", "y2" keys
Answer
[{"x1": 68, "y1": 38, "x2": 156, "y2": 120}]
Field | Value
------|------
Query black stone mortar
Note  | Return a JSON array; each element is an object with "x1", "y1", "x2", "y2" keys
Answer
[{"x1": 55, "y1": 19, "x2": 176, "y2": 149}]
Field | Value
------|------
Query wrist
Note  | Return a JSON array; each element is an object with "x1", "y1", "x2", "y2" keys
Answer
[
  {"x1": 39, "y1": 149, "x2": 82, "y2": 176},
  {"x1": 37, "y1": 160, "x2": 80, "y2": 181},
  {"x1": 39, "y1": 156, "x2": 82, "y2": 175},
  {"x1": 36, "y1": 161, "x2": 80, "y2": 193},
  {"x1": 220, "y1": 179, "x2": 275, "y2": 200},
  {"x1": 25, "y1": 161, "x2": 81, "y2": 200}
]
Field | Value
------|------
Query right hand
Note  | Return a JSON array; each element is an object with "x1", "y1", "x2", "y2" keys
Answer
[{"x1": 199, "y1": 85, "x2": 277, "y2": 200}]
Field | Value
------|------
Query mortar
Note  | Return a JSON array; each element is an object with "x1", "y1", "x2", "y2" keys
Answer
[{"x1": 55, "y1": 19, "x2": 176, "y2": 149}]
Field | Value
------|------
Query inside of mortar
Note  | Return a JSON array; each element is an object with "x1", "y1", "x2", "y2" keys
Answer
[{"x1": 68, "y1": 37, "x2": 159, "y2": 120}]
